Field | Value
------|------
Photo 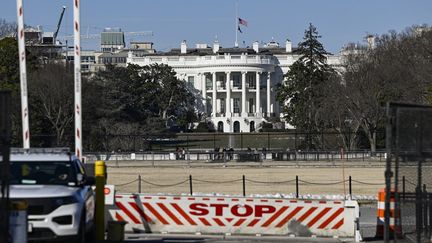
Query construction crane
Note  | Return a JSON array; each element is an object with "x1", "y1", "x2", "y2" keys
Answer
[{"x1": 53, "y1": 6, "x2": 66, "y2": 45}]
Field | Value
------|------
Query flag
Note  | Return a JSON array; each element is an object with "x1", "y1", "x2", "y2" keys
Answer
[
  {"x1": 238, "y1": 26, "x2": 242, "y2": 33},
  {"x1": 238, "y1": 18, "x2": 248, "y2": 26}
]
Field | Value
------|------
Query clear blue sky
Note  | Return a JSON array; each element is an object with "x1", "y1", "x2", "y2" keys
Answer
[{"x1": 2, "y1": 0, "x2": 432, "y2": 53}]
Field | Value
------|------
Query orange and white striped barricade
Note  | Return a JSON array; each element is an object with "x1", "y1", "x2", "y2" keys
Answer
[
  {"x1": 107, "y1": 194, "x2": 359, "y2": 238},
  {"x1": 375, "y1": 188, "x2": 401, "y2": 238}
]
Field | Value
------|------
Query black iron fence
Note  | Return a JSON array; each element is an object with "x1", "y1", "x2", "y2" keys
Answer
[
  {"x1": 84, "y1": 149, "x2": 386, "y2": 164},
  {"x1": 71, "y1": 131, "x2": 381, "y2": 153},
  {"x1": 385, "y1": 103, "x2": 432, "y2": 243},
  {"x1": 112, "y1": 174, "x2": 383, "y2": 198}
]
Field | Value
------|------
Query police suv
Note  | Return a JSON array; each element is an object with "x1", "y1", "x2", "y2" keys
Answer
[{"x1": 7, "y1": 148, "x2": 95, "y2": 242}]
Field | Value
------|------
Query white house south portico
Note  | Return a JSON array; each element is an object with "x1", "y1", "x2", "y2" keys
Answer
[{"x1": 127, "y1": 40, "x2": 341, "y2": 132}]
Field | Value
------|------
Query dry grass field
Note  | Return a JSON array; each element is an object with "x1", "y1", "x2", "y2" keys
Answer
[{"x1": 106, "y1": 161, "x2": 385, "y2": 197}]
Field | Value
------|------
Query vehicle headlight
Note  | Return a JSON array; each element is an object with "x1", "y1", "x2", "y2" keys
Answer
[{"x1": 53, "y1": 196, "x2": 78, "y2": 207}]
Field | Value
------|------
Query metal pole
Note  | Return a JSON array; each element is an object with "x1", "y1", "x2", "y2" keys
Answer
[
  {"x1": 0, "y1": 91, "x2": 12, "y2": 243},
  {"x1": 74, "y1": 0, "x2": 83, "y2": 160},
  {"x1": 423, "y1": 184, "x2": 427, "y2": 237},
  {"x1": 189, "y1": 175, "x2": 193, "y2": 196},
  {"x1": 384, "y1": 103, "x2": 393, "y2": 243},
  {"x1": 95, "y1": 161, "x2": 106, "y2": 241},
  {"x1": 296, "y1": 175, "x2": 299, "y2": 198},
  {"x1": 242, "y1": 175, "x2": 246, "y2": 197},
  {"x1": 138, "y1": 175, "x2": 141, "y2": 194},
  {"x1": 402, "y1": 176, "x2": 406, "y2": 200},
  {"x1": 429, "y1": 193, "x2": 432, "y2": 239},
  {"x1": 349, "y1": 176, "x2": 352, "y2": 200},
  {"x1": 16, "y1": 0, "x2": 30, "y2": 148},
  {"x1": 267, "y1": 133, "x2": 270, "y2": 150}
]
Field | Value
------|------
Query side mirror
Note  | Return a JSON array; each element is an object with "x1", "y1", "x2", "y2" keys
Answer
[{"x1": 85, "y1": 176, "x2": 96, "y2": 186}]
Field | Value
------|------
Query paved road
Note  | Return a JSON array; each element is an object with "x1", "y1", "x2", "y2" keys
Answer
[{"x1": 120, "y1": 234, "x2": 345, "y2": 243}]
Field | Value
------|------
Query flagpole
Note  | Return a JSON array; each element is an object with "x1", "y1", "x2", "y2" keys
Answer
[{"x1": 234, "y1": 0, "x2": 239, "y2": 47}]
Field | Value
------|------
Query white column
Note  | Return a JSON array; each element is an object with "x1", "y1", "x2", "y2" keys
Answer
[
  {"x1": 241, "y1": 71, "x2": 247, "y2": 116},
  {"x1": 212, "y1": 72, "x2": 217, "y2": 117},
  {"x1": 267, "y1": 72, "x2": 271, "y2": 117},
  {"x1": 226, "y1": 72, "x2": 231, "y2": 117},
  {"x1": 255, "y1": 72, "x2": 261, "y2": 116},
  {"x1": 200, "y1": 73, "x2": 206, "y2": 113}
]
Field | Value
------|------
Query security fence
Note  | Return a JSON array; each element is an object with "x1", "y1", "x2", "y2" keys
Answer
[
  {"x1": 0, "y1": 91, "x2": 12, "y2": 243},
  {"x1": 385, "y1": 103, "x2": 432, "y2": 243},
  {"x1": 85, "y1": 149, "x2": 386, "y2": 164},
  {"x1": 112, "y1": 174, "x2": 383, "y2": 199},
  {"x1": 73, "y1": 131, "x2": 382, "y2": 153}
]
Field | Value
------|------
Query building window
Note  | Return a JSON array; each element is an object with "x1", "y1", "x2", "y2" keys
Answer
[
  {"x1": 233, "y1": 98, "x2": 240, "y2": 113},
  {"x1": 247, "y1": 74, "x2": 255, "y2": 88},
  {"x1": 206, "y1": 75, "x2": 212, "y2": 90},
  {"x1": 217, "y1": 122, "x2": 224, "y2": 132},
  {"x1": 217, "y1": 74, "x2": 225, "y2": 89},
  {"x1": 249, "y1": 98, "x2": 254, "y2": 113},
  {"x1": 250, "y1": 121, "x2": 255, "y2": 132},
  {"x1": 187, "y1": 76, "x2": 194, "y2": 86},
  {"x1": 220, "y1": 98, "x2": 225, "y2": 113},
  {"x1": 233, "y1": 74, "x2": 240, "y2": 88}
]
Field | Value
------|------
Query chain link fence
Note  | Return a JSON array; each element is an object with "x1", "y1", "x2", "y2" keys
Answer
[{"x1": 386, "y1": 103, "x2": 432, "y2": 243}]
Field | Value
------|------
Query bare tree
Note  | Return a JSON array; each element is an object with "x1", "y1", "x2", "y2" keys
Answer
[
  {"x1": 341, "y1": 26, "x2": 432, "y2": 152},
  {"x1": 0, "y1": 19, "x2": 17, "y2": 38},
  {"x1": 28, "y1": 64, "x2": 74, "y2": 146}
]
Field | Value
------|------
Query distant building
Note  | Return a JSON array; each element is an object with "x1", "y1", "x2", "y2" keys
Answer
[
  {"x1": 23, "y1": 26, "x2": 63, "y2": 63},
  {"x1": 100, "y1": 28, "x2": 125, "y2": 52},
  {"x1": 127, "y1": 40, "x2": 342, "y2": 132}
]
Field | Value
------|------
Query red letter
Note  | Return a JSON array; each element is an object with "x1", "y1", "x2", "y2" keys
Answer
[
  {"x1": 190, "y1": 203, "x2": 208, "y2": 216},
  {"x1": 209, "y1": 204, "x2": 229, "y2": 216},
  {"x1": 231, "y1": 204, "x2": 253, "y2": 217},
  {"x1": 255, "y1": 205, "x2": 276, "y2": 217}
]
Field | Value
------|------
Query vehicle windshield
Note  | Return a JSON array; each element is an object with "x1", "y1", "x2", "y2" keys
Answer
[{"x1": 10, "y1": 161, "x2": 77, "y2": 186}]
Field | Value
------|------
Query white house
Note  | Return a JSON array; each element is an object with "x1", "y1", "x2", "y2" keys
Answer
[{"x1": 127, "y1": 40, "x2": 342, "y2": 133}]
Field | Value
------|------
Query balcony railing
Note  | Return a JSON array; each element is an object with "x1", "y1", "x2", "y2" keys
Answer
[{"x1": 129, "y1": 54, "x2": 277, "y2": 66}]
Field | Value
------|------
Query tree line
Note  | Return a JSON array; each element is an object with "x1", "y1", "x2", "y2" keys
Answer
[
  {"x1": 2, "y1": 19, "x2": 432, "y2": 152},
  {"x1": 0, "y1": 21, "x2": 201, "y2": 151},
  {"x1": 277, "y1": 24, "x2": 432, "y2": 152}
]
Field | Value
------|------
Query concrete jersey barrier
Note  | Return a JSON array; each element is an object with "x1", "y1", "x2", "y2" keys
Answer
[{"x1": 107, "y1": 194, "x2": 359, "y2": 238}]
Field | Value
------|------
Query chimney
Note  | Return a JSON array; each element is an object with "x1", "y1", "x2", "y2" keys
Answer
[
  {"x1": 181, "y1": 40, "x2": 187, "y2": 54},
  {"x1": 213, "y1": 41, "x2": 220, "y2": 53},
  {"x1": 252, "y1": 41, "x2": 259, "y2": 53},
  {"x1": 285, "y1": 39, "x2": 292, "y2": 53}
]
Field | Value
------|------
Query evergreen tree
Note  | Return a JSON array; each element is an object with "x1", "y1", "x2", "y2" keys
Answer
[{"x1": 277, "y1": 23, "x2": 336, "y2": 149}]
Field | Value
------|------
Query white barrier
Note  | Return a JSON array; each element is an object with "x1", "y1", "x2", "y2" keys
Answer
[{"x1": 107, "y1": 194, "x2": 359, "y2": 237}]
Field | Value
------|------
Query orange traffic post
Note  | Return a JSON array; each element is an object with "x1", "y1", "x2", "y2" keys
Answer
[{"x1": 375, "y1": 188, "x2": 401, "y2": 239}]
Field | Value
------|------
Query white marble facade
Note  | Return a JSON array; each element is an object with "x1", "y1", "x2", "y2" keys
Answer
[{"x1": 127, "y1": 40, "x2": 342, "y2": 132}]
